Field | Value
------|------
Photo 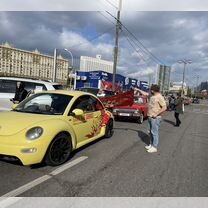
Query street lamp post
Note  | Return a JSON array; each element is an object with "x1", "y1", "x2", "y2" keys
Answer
[
  {"x1": 178, "y1": 59, "x2": 192, "y2": 97},
  {"x1": 64, "y1": 48, "x2": 75, "y2": 90},
  {"x1": 196, "y1": 75, "x2": 199, "y2": 95}
]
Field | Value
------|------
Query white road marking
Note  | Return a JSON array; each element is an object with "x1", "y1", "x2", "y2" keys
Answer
[
  {"x1": 0, "y1": 197, "x2": 23, "y2": 208},
  {"x1": 0, "y1": 156, "x2": 88, "y2": 200},
  {"x1": 50, "y1": 156, "x2": 88, "y2": 176},
  {"x1": 1, "y1": 175, "x2": 52, "y2": 197}
]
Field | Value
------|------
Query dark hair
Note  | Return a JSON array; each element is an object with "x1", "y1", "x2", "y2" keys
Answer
[{"x1": 150, "y1": 84, "x2": 160, "y2": 92}]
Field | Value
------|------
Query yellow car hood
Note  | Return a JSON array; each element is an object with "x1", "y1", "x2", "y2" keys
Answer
[{"x1": 0, "y1": 111, "x2": 55, "y2": 136}]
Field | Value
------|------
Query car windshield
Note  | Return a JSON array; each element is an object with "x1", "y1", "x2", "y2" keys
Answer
[
  {"x1": 134, "y1": 97, "x2": 144, "y2": 104},
  {"x1": 14, "y1": 93, "x2": 73, "y2": 115}
]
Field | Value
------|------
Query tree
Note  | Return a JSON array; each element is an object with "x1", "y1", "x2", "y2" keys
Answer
[{"x1": 187, "y1": 87, "x2": 192, "y2": 97}]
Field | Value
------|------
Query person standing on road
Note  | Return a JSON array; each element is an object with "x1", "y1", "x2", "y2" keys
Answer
[
  {"x1": 174, "y1": 93, "x2": 184, "y2": 127},
  {"x1": 11, "y1": 82, "x2": 28, "y2": 104},
  {"x1": 145, "y1": 84, "x2": 167, "y2": 153},
  {"x1": 169, "y1": 95, "x2": 176, "y2": 111}
]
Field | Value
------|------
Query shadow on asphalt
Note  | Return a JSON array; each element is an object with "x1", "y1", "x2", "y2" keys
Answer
[
  {"x1": 0, "y1": 157, "x2": 23, "y2": 166},
  {"x1": 114, "y1": 127, "x2": 151, "y2": 145},
  {"x1": 31, "y1": 136, "x2": 106, "y2": 169},
  {"x1": 137, "y1": 131, "x2": 151, "y2": 145},
  {"x1": 163, "y1": 119, "x2": 175, "y2": 126}
]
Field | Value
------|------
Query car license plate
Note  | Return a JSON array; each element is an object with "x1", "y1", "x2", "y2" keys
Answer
[{"x1": 119, "y1": 113, "x2": 130, "y2": 116}]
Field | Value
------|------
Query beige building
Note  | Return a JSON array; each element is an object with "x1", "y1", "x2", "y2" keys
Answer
[
  {"x1": 0, "y1": 43, "x2": 69, "y2": 84},
  {"x1": 169, "y1": 82, "x2": 188, "y2": 95},
  {"x1": 80, "y1": 55, "x2": 113, "y2": 73}
]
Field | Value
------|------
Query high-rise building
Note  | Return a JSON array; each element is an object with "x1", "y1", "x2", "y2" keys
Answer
[
  {"x1": 80, "y1": 55, "x2": 113, "y2": 73},
  {"x1": 200, "y1": 81, "x2": 208, "y2": 92},
  {"x1": 0, "y1": 43, "x2": 69, "y2": 84},
  {"x1": 156, "y1": 65, "x2": 171, "y2": 93}
]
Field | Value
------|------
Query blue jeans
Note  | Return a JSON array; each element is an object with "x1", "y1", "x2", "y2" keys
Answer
[{"x1": 148, "y1": 117, "x2": 162, "y2": 148}]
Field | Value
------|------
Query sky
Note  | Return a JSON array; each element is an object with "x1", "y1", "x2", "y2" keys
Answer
[{"x1": 0, "y1": 10, "x2": 208, "y2": 86}]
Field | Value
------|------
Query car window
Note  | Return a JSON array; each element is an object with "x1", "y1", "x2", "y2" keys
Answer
[
  {"x1": 134, "y1": 97, "x2": 144, "y2": 104},
  {"x1": 23, "y1": 82, "x2": 47, "y2": 92},
  {"x1": 0, "y1": 79, "x2": 17, "y2": 93},
  {"x1": 53, "y1": 84, "x2": 63, "y2": 90},
  {"x1": 16, "y1": 93, "x2": 73, "y2": 115},
  {"x1": 23, "y1": 82, "x2": 35, "y2": 92},
  {"x1": 70, "y1": 95, "x2": 102, "y2": 113},
  {"x1": 34, "y1": 84, "x2": 47, "y2": 92}
]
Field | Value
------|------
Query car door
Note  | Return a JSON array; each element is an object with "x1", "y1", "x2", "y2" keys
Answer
[{"x1": 68, "y1": 95, "x2": 102, "y2": 147}]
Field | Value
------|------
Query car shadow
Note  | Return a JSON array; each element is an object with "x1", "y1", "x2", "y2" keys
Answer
[
  {"x1": 163, "y1": 119, "x2": 175, "y2": 126},
  {"x1": 0, "y1": 157, "x2": 23, "y2": 166},
  {"x1": 32, "y1": 136, "x2": 108, "y2": 169}
]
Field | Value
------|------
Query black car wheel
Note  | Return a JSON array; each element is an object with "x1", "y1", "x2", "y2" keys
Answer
[
  {"x1": 138, "y1": 113, "x2": 144, "y2": 124},
  {"x1": 105, "y1": 119, "x2": 114, "y2": 138},
  {"x1": 45, "y1": 133, "x2": 72, "y2": 166}
]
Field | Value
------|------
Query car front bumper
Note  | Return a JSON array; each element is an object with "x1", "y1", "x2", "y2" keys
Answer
[
  {"x1": 113, "y1": 111, "x2": 140, "y2": 118},
  {"x1": 0, "y1": 137, "x2": 48, "y2": 166}
]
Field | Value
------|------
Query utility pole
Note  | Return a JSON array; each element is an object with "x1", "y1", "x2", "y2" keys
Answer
[
  {"x1": 112, "y1": 0, "x2": 122, "y2": 92},
  {"x1": 178, "y1": 59, "x2": 192, "y2": 97},
  {"x1": 53, "y1": 48, "x2": 57, "y2": 82}
]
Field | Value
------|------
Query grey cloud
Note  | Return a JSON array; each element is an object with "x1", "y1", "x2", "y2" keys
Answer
[{"x1": 0, "y1": 11, "x2": 208, "y2": 85}]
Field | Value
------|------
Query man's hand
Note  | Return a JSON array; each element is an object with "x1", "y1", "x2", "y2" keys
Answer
[{"x1": 152, "y1": 106, "x2": 167, "y2": 118}]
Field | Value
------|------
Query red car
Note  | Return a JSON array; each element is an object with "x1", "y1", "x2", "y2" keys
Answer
[{"x1": 112, "y1": 96, "x2": 148, "y2": 124}]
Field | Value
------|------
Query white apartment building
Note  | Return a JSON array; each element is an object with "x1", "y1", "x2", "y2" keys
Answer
[
  {"x1": 80, "y1": 55, "x2": 113, "y2": 73},
  {"x1": 0, "y1": 43, "x2": 69, "y2": 84}
]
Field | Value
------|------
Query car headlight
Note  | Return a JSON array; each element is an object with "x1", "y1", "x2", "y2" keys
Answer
[
  {"x1": 113, "y1": 109, "x2": 117, "y2": 113},
  {"x1": 26, "y1": 127, "x2": 43, "y2": 140}
]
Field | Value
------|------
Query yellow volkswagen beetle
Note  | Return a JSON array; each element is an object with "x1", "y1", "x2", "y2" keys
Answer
[{"x1": 0, "y1": 91, "x2": 114, "y2": 166}]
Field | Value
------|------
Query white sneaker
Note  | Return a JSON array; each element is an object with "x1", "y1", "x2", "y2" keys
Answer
[
  {"x1": 145, "y1": 144, "x2": 152, "y2": 150},
  {"x1": 147, "y1": 146, "x2": 158, "y2": 153}
]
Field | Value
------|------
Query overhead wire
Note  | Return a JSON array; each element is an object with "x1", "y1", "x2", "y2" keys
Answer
[
  {"x1": 105, "y1": 10, "x2": 165, "y2": 65},
  {"x1": 104, "y1": 0, "x2": 118, "y2": 10}
]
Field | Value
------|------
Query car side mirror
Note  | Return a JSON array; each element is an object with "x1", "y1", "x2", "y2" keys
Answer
[
  {"x1": 71, "y1": 109, "x2": 84, "y2": 117},
  {"x1": 12, "y1": 103, "x2": 19, "y2": 110}
]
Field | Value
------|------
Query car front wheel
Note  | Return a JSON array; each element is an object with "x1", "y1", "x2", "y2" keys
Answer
[{"x1": 45, "y1": 133, "x2": 72, "y2": 166}]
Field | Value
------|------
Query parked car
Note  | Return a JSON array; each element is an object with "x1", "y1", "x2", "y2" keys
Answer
[
  {"x1": 112, "y1": 96, "x2": 148, "y2": 124},
  {"x1": 0, "y1": 77, "x2": 63, "y2": 111},
  {"x1": 0, "y1": 90, "x2": 114, "y2": 166},
  {"x1": 192, "y1": 97, "x2": 200, "y2": 104}
]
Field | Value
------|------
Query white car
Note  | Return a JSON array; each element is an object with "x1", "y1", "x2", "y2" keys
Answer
[{"x1": 0, "y1": 77, "x2": 63, "y2": 111}]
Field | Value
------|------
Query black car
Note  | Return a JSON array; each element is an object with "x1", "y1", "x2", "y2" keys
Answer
[{"x1": 192, "y1": 98, "x2": 200, "y2": 104}]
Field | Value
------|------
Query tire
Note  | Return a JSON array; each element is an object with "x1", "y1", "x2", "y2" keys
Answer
[
  {"x1": 138, "y1": 113, "x2": 144, "y2": 124},
  {"x1": 45, "y1": 133, "x2": 72, "y2": 166},
  {"x1": 105, "y1": 119, "x2": 114, "y2": 138}
]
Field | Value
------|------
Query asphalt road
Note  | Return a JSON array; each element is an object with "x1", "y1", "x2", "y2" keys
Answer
[{"x1": 0, "y1": 101, "x2": 208, "y2": 197}]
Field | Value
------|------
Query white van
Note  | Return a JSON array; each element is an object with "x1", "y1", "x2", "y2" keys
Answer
[{"x1": 0, "y1": 77, "x2": 63, "y2": 111}]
